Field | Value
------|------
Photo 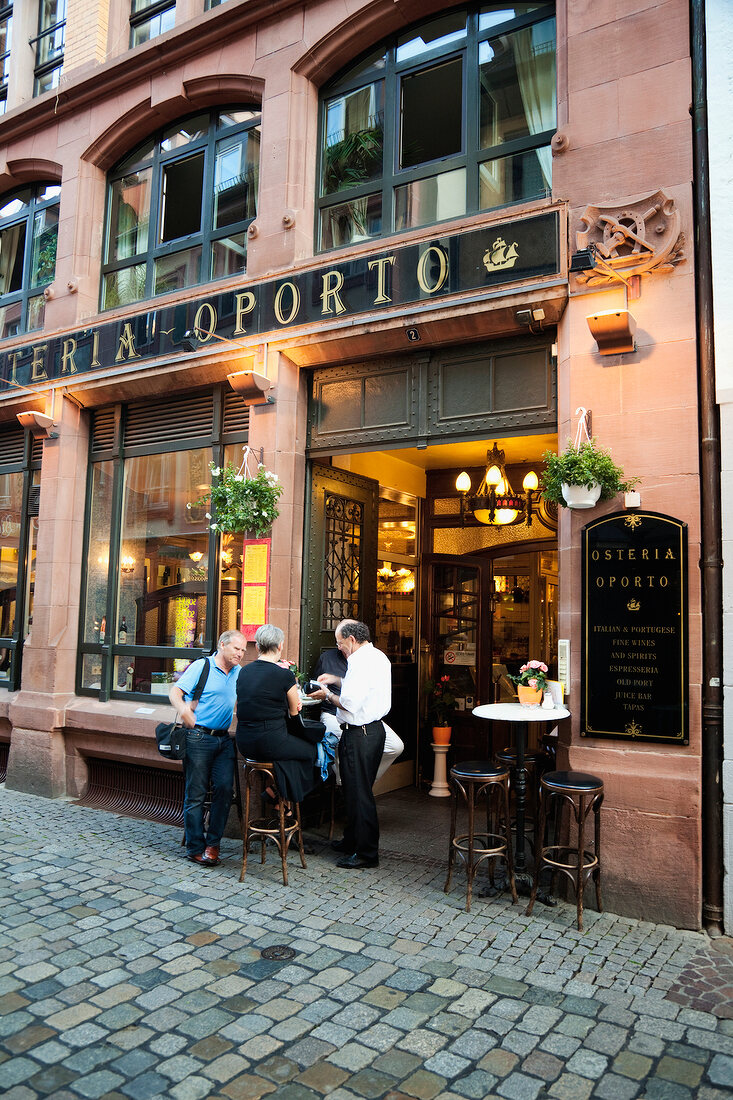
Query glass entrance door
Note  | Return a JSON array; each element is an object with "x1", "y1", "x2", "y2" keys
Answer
[
  {"x1": 425, "y1": 546, "x2": 558, "y2": 761},
  {"x1": 491, "y1": 549, "x2": 558, "y2": 697}
]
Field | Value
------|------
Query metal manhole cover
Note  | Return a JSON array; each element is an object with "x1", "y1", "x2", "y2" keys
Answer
[{"x1": 261, "y1": 945, "x2": 296, "y2": 961}]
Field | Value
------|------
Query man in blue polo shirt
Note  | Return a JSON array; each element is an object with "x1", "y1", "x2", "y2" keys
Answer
[{"x1": 169, "y1": 630, "x2": 245, "y2": 866}]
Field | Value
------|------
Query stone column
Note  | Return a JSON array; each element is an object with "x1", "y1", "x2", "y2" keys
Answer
[
  {"x1": 6, "y1": 395, "x2": 89, "y2": 798},
  {"x1": 246, "y1": 348, "x2": 307, "y2": 650}
]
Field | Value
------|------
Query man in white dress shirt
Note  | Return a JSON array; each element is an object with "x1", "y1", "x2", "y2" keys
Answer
[{"x1": 313, "y1": 619, "x2": 391, "y2": 868}]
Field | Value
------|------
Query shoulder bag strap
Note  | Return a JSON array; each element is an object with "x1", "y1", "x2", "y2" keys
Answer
[{"x1": 190, "y1": 657, "x2": 211, "y2": 703}]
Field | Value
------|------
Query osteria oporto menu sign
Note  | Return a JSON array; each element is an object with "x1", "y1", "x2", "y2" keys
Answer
[{"x1": 581, "y1": 511, "x2": 688, "y2": 744}]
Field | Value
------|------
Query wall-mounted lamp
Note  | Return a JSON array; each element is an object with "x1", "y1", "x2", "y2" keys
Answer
[
  {"x1": 586, "y1": 309, "x2": 637, "y2": 355},
  {"x1": 182, "y1": 329, "x2": 275, "y2": 405},
  {"x1": 189, "y1": 551, "x2": 204, "y2": 563},
  {"x1": 456, "y1": 443, "x2": 541, "y2": 527},
  {"x1": 120, "y1": 555, "x2": 136, "y2": 574},
  {"x1": 16, "y1": 410, "x2": 58, "y2": 438},
  {"x1": 569, "y1": 244, "x2": 598, "y2": 272},
  {"x1": 226, "y1": 369, "x2": 274, "y2": 406}
]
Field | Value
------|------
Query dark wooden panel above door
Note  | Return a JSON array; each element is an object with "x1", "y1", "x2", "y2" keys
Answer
[{"x1": 308, "y1": 339, "x2": 555, "y2": 454}]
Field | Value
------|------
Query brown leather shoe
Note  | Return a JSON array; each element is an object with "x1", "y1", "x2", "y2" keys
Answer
[
  {"x1": 188, "y1": 852, "x2": 215, "y2": 866},
  {"x1": 203, "y1": 846, "x2": 220, "y2": 866}
]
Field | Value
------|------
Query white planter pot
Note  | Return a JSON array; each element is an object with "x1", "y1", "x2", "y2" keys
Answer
[{"x1": 561, "y1": 482, "x2": 602, "y2": 509}]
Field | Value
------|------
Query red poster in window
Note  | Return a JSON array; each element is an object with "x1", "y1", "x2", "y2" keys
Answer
[{"x1": 241, "y1": 538, "x2": 271, "y2": 641}]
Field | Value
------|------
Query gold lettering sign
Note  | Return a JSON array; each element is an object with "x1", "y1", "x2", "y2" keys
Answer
[
  {"x1": 31, "y1": 344, "x2": 48, "y2": 382},
  {"x1": 274, "y1": 282, "x2": 301, "y2": 325},
  {"x1": 61, "y1": 338, "x2": 78, "y2": 375},
  {"x1": 193, "y1": 302, "x2": 218, "y2": 341},
  {"x1": 582, "y1": 512, "x2": 688, "y2": 744},
  {"x1": 368, "y1": 256, "x2": 395, "y2": 304},
  {"x1": 321, "y1": 271, "x2": 347, "y2": 316},
  {"x1": 234, "y1": 292, "x2": 257, "y2": 335},
  {"x1": 416, "y1": 245, "x2": 449, "y2": 294},
  {"x1": 115, "y1": 323, "x2": 141, "y2": 362}
]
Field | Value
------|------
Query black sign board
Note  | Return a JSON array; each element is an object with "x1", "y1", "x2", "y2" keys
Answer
[
  {"x1": 0, "y1": 211, "x2": 559, "y2": 390},
  {"x1": 581, "y1": 511, "x2": 688, "y2": 744}
]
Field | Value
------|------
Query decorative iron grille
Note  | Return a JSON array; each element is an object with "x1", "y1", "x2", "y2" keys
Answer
[{"x1": 322, "y1": 492, "x2": 363, "y2": 629}]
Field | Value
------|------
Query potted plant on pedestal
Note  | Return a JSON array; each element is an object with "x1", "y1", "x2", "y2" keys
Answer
[
  {"x1": 510, "y1": 660, "x2": 550, "y2": 707},
  {"x1": 424, "y1": 675, "x2": 458, "y2": 743},
  {"x1": 541, "y1": 437, "x2": 638, "y2": 510}
]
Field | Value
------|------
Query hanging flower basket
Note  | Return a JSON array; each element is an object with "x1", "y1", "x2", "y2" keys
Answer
[{"x1": 189, "y1": 447, "x2": 283, "y2": 536}]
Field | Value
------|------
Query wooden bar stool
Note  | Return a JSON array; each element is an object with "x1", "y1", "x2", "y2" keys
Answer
[
  {"x1": 444, "y1": 760, "x2": 518, "y2": 912},
  {"x1": 239, "y1": 760, "x2": 306, "y2": 886},
  {"x1": 526, "y1": 770, "x2": 604, "y2": 931}
]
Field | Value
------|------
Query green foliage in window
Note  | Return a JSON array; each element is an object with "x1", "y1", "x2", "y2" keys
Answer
[{"x1": 323, "y1": 127, "x2": 383, "y2": 195}]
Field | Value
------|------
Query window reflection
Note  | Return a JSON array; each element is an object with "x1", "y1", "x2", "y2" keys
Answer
[
  {"x1": 376, "y1": 492, "x2": 417, "y2": 663},
  {"x1": 105, "y1": 450, "x2": 210, "y2": 694},
  {"x1": 0, "y1": 471, "x2": 22, "y2": 668},
  {"x1": 317, "y1": 5, "x2": 555, "y2": 250}
]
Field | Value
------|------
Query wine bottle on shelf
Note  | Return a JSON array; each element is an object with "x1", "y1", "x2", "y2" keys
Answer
[
  {"x1": 118, "y1": 617, "x2": 127, "y2": 645},
  {"x1": 99, "y1": 615, "x2": 106, "y2": 644}
]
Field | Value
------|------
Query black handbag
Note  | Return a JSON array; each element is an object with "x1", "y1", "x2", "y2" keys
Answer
[
  {"x1": 155, "y1": 660, "x2": 210, "y2": 762},
  {"x1": 286, "y1": 710, "x2": 326, "y2": 745}
]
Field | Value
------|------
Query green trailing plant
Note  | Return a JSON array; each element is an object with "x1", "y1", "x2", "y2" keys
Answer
[
  {"x1": 189, "y1": 460, "x2": 283, "y2": 536},
  {"x1": 540, "y1": 438, "x2": 639, "y2": 506}
]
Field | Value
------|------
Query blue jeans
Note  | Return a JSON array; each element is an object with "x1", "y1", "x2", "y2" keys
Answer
[{"x1": 183, "y1": 730, "x2": 235, "y2": 856}]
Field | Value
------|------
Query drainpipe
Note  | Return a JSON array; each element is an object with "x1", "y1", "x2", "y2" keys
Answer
[{"x1": 690, "y1": 0, "x2": 724, "y2": 935}]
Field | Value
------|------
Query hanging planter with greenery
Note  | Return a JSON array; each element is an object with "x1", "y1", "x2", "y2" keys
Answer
[
  {"x1": 189, "y1": 448, "x2": 283, "y2": 536},
  {"x1": 540, "y1": 409, "x2": 638, "y2": 510}
]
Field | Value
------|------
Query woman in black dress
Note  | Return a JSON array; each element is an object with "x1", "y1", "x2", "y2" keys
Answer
[{"x1": 236, "y1": 624, "x2": 319, "y2": 804}]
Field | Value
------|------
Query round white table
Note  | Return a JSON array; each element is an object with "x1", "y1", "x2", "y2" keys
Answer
[{"x1": 472, "y1": 702, "x2": 570, "y2": 883}]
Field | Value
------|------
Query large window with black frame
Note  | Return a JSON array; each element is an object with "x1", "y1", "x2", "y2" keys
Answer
[
  {"x1": 0, "y1": 426, "x2": 42, "y2": 691},
  {"x1": 0, "y1": 183, "x2": 60, "y2": 339},
  {"x1": 101, "y1": 108, "x2": 260, "y2": 310},
  {"x1": 316, "y1": 2, "x2": 555, "y2": 251},
  {"x1": 33, "y1": 0, "x2": 66, "y2": 97},
  {"x1": 78, "y1": 386, "x2": 249, "y2": 701},
  {"x1": 0, "y1": 4, "x2": 12, "y2": 115}
]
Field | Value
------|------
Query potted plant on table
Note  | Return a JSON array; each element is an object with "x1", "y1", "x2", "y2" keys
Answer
[
  {"x1": 541, "y1": 438, "x2": 638, "y2": 510},
  {"x1": 424, "y1": 675, "x2": 458, "y2": 743},
  {"x1": 510, "y1": 660, "x2": 550, "y2": 707}
]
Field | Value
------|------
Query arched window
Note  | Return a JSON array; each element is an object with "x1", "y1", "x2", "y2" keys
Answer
[
  {"x1": 317, "y1": 4, "x2": 556, "y2": 251},
  {"x1": 101, "y1": 108, "x2": 260, "y2": 311},
  {"x1": 0, "y1": 182, "x2": 60, "y2": 339}
]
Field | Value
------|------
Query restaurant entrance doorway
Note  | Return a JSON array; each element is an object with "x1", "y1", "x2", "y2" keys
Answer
[{"x1": 423, "y1": 546, "x2": 558, "y2": 763}]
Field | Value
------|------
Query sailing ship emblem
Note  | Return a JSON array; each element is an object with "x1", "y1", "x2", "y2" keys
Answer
[
  {"x1": 483, "y1": 237, "x2": 519, "y2": 273},
  {"x1": 627, "y1": 599, "x2": 641, "y2": 611}
]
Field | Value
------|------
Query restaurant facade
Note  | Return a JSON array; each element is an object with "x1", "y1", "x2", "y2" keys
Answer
[{"x1": 0, "y1": 0, "x2": 715, "y2": 929}]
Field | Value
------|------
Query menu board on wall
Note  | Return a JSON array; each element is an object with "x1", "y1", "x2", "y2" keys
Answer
[
  {"x1": 581, "y1": 511, "x2": 688, "y2": 744},
  {"x1": 241, "y1": 538, "x2": 271, "y2": 641}
]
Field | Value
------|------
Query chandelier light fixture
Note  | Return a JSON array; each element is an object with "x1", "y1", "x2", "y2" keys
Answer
[{"x1": 456, "y1": 443, "x2": 540, "y2": 527}]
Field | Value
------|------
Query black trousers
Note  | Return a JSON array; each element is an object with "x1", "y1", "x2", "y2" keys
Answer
[{"x1": 338, "y1": 720, "x2": 386, "y2": 860}]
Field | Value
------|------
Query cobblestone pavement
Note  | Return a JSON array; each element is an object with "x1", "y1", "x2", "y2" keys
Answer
[{"x1": 2, "y1": 786, "x2": 733, "y2": 1100}]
